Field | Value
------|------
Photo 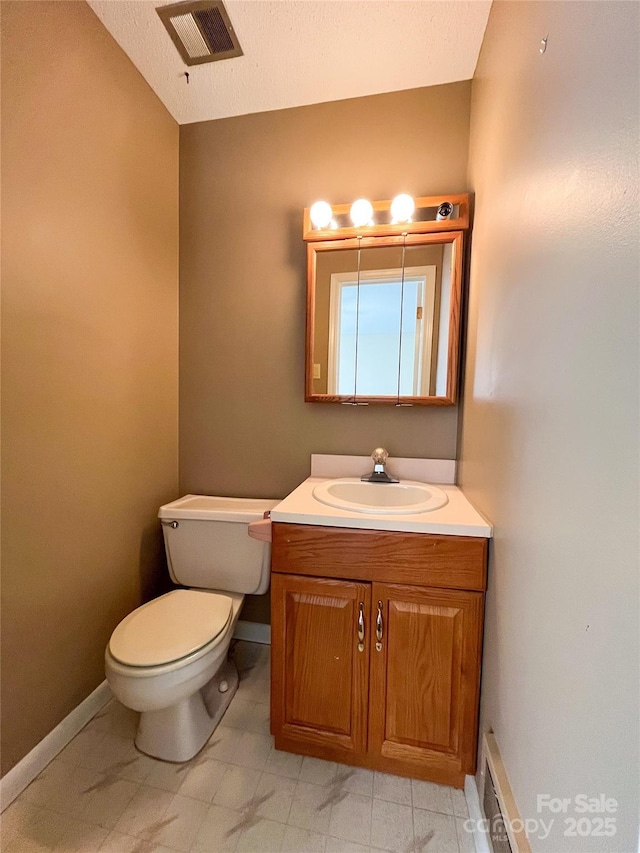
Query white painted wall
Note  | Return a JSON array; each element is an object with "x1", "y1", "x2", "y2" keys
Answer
[{"x1": 460, "y1": 2, "x2": 639, "y2": 851}]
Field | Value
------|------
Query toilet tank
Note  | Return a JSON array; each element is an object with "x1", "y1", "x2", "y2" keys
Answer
[{"x1": 158, "y1": 495, "x2": 280, "y2": 594}]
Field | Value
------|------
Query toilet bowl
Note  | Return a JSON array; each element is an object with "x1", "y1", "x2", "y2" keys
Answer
[{"x1": 105, "y1": 495, "x2": 278, "y2": 762}]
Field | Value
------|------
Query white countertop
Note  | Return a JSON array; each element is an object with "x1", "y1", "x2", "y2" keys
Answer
[{"x1": 271, "y1": 476, "x2": 493, "y2": 538}]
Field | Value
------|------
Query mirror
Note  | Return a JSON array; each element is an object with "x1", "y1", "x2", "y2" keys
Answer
[{"x1": 306, "y1": 232, "x2": 464, "y2": 405}]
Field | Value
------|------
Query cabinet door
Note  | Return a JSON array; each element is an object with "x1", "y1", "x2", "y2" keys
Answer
[
  {"x1": 368, "y1": 583, "x2": 484, "y2": 785},
  {"x1": 271, "y1": 573, "x2": 371, "y2": 759}
]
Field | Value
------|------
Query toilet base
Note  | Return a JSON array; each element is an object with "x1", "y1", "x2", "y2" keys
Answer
[{"x1": 135, "y1": 659, "x2": 239, "y2": 763}]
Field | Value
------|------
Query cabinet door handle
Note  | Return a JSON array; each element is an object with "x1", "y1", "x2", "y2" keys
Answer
[
  {"x1": 357, "y1": 602, "x2": 365, "y2": 652},
  {"x1": 376, "y1": 600, "x2": 383, "y2": 651}
]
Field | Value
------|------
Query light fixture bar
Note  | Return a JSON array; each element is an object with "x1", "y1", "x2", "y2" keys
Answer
[{"x1": 302, "y1": 194, "x2": 470, "y2": 242}]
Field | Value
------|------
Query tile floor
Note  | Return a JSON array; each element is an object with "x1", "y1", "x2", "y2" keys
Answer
[{"x1": 1, "y1": 642, "x2": 474, "y2": 853}]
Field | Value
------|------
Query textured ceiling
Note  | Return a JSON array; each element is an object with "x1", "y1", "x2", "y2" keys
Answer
[{"x1": 88, "y1": 0, "x2": 491, "y2": 126}]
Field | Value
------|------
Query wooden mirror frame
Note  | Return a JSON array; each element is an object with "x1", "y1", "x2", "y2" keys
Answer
[{"x1": 305, "y1": 230, "x2": 465, "y2": 406}]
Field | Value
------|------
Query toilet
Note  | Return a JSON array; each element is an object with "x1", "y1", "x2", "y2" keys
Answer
[{"x1": 105, "y1": 494, "x2": 278, "y2": 762}]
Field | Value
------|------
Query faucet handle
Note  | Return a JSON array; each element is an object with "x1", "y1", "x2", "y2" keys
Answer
[{"x1": 371, "y1": 447, "x2": 389, "y2": 465}]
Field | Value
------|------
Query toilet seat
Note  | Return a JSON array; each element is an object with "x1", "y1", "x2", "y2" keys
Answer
[{"x1": 109, "y1": 589, "x2": 233, "y2": 668}]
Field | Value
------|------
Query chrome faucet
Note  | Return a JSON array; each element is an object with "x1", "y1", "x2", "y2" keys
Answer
[{"x1": 361, "y1": 448, "x2": 399, "y2": 484}]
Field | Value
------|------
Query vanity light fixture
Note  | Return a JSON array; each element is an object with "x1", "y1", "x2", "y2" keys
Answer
[
  {"x1": 303, "y1": 192, "x2": 469, "y2": 241},
  {"x1": 390, "y1": 193, "x2": 415, "y2": 224},
  {"x1": 309, "y1": 200, "x2": 333, "y2": 229},
  {"x1": 350, "y1": 198, "x2": 374, "y2": 228},
  {"x1": 436, "y1": 201, "x2": 454, "y2": 221}
]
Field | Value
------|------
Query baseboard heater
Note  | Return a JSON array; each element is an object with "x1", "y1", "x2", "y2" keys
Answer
[{"x1": 482, "y1": 733, "x2": 532, "y2": 853}]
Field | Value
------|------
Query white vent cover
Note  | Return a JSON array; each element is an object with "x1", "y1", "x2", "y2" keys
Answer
[
  {"x1": 482, "y1": 733, "x2": 532, "y2": 853},
  {"x1": 156, "y1": 0, "x2": 242, "y2": 66}
]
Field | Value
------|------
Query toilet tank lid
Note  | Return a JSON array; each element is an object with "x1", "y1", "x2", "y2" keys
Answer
[{"x1": 158, "y1": 494, "x2": 280, "y2": 523}]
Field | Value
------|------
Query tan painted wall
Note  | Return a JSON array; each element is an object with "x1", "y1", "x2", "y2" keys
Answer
[
  {"x1": 1, "y1": 1, "x2": 179, "y2": 775},
  {"x1": 179, "y1": 83, "x2": 471, "y2": 504},
  {"x1": 460, "y1": 2, "x2": 639, "y2": 849}
]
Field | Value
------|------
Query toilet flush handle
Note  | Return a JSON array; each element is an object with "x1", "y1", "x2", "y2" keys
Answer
[{"x1": 161, "y1": 520, "x2": 179, "y2": 529}]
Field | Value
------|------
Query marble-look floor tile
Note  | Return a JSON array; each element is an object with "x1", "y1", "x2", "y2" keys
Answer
[
  {"x1": 231, "y1": 731, "x2": 272, "y2": 771},
  {"x1": 281, "y1": 824, "x2": 327, "y2": 852},
  {"x1": 370, "y1": 799, "x2": 413, "y2": 853},
  {"x1": 99, "y1": 829, "x2": 176, "y2": 852},
  {"x1": 39, "y1": 763, "x2": 103, "y2": 819},
  {"x1": 328, "y1": 792, "x2": 372, "y2": 845},
  {"x1": 58, "y1": 765, "x2": 108, "y2": 817},
  {"x1": 177, "y1": 756, "x2": 227, "y2": 802},
  {"x1": 212, "y1": 765, "x2": 260, "y2": 811},
  {"x1": 264, "y1": 747, "x2": 303, "y2": 780},
  {"x1": 373, "y1": 772, "x2": 412, "y2": 806},
  {"x1": 235, "y1": 817, "x2": 286, "y2": 852},
  {"x1": 56, "y1": 727, "x2": 106, "y2": 768},
  {"x1": 251, "y1": 772, "x2": 296, "y2": 823},
  {"x1": 5, "y1": 838, "x2": 53, "y2": 853},
  {"x1": 52, "y1": 817, "x2": 109, "y2": 852},
  {"x1": 108, "y1": 747, "x2": 156, "y2": 786},
  {"x1": 223, "y1": 698, "x2": 271, "y2": 736},
  {"x1": 334, "y1": 767, "x2": 374, "y2": 797},
  {"x1": 451, "y1": 788, "x2": 468, "y2": 818},
  {"x1": 0, "y1": 801, "x2": 46, "y2": 848},
  {"x1": 79, "y1": 733, "x2": 135, "y2": 776},
  {"x1": 107, "y1": 703, "x2": 140, "y2": 740},
  {"x1": 4, "y1": 809, "x2": 75, "y2": 853},
  {"x1": 411, "y1": 780, "x2": 454, "y2": 815},
  {"x1": 456, "y1": 816, "x2": 475, "y2": 853},
  {"x1": 235, "y1": 678, "x2": 271, "y2": 705},
  {"x1": 90, "y1": 702, "x2": 139, "y2": 740},
  {"x1": 114, "y1": 785, "x2": 173, "y2": 838},
  {"x1": 79, "y1": 774, "x2": 139, "y2": 829},
  {"x1": 144, "y1": 758, "x2": 191, "y2": 794},
  {"x1": 412, "y1": 808, "x2": 459, "y2": 853},
  {"x1": 147, "y1": 793, "x2": 208, "y2": 852},
  {"x1": 245, "y1": 701, "x2": 271, "y2": 735},
  {"x1": 299, "y1": 757, "x2": 337, "y2": 787},
  {"x1": 99, "y1": 830, "x2": 142, "y2": 852},
  {"x1": 20, "y1": 760, "x2": 75, "y2": 809},
  {"x1": 205, "y1": 726, "x2": 244, "y2": 763},
  {"x1": 222, "y1": 697, "x2": 258, "y2": 730},
  {"x1": 191, "y1": 804, "x2": 243, "y2": 852},
  {"x1": 288, "y1": 781, "x2": 333, "y2": 835},
  {"x1": 325, "y1": 837, "x2": 370, "y2": 853}
]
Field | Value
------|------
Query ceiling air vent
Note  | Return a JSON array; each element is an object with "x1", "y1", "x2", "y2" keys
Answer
[{"x1": 156, "y1": 0, "x2": 243, "y2": 66}]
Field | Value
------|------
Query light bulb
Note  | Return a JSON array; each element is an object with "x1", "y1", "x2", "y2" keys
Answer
[
  {"x1": 350, "y1": 198, "x2": 373, "y2": 228},
  {"x1": 309, "y1": 200, "x2": 333, "y2": 229},
  {"x1": 390, "y1": 193, "x2": 415, "y2": 223}
]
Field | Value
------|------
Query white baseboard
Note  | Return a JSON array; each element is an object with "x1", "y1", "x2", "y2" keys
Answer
[
  {"x1": 233, "y1": 620, "x2": 271, "y2": 644},
  {"x1": 465, "y1": 774, "x2": 491, "y2": 853},
  {"x1": 0, "y1": 680, "x2": 112, "y2": 813}
]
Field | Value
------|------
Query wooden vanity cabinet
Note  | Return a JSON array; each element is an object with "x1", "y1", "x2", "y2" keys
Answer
[
  {"x1": 270, "y1": 574, "x2": 371, "y2": 759},
  {"x1": 368, "y1": 583, "x2": 484, "y2": 785},
  {"x1": 270, "y1": 523, "x2": 487, "y2": 788}
]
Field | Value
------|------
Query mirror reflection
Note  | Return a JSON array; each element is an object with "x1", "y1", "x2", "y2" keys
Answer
[{"x1": 308, "y1": 234, "x2": 461, "y2": 404}]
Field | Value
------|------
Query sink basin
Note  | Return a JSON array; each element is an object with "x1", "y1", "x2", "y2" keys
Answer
[{"x1": 312, "y1": 478, "x2": 448, "y2": 515}]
